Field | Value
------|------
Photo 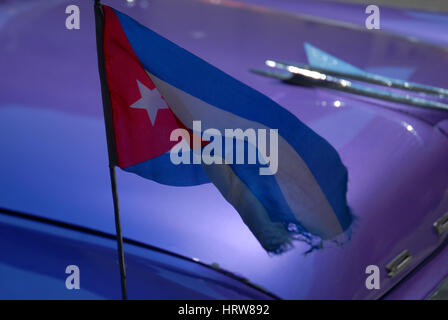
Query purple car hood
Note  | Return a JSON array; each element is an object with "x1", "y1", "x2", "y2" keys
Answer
[{"x1": 1, "y1": 0, "x2": 448, "y2": 299}]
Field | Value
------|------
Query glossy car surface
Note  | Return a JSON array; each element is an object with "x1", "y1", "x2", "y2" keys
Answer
[{"x1": 0, "y1": 0, "x2": 447, "y2": 299}]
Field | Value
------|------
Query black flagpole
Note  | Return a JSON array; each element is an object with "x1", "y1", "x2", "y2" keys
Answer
[
  {"x1": 94, "y1": 0, "x2": 128, "y2": 300},
  {"x1": 108, "y1": 165, "x2": 127, "y2": 300}
]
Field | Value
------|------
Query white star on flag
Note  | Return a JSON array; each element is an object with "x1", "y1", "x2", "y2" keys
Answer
[{"x1": 130, "y1": 80, "x2": 168, "y2": 125}]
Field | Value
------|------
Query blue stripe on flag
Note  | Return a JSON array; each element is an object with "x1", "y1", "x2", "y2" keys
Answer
[{"x1": 125, "y1": 152, "x2": 209, "y2": 186}]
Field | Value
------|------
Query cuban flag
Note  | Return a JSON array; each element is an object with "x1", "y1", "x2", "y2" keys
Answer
[{"x1": 94, "y1": 3, "x2": 353, "y2": 253}]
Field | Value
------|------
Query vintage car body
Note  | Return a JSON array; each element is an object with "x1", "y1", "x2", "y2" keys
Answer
[{"x1": 0, "y1": 0, "x2": 447, "y2": 299}]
